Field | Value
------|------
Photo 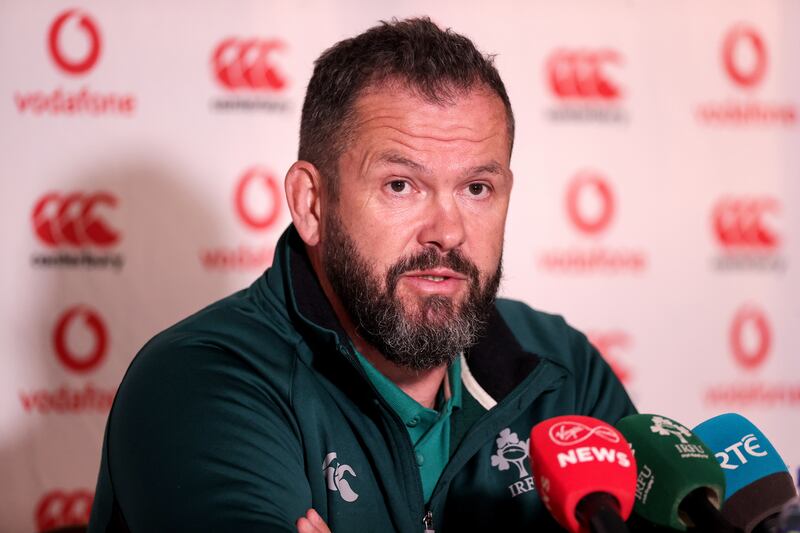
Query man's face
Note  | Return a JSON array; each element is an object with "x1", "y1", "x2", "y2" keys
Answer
[{"x1": 320, "y1": 83, "x2": 513, "y2": 370}]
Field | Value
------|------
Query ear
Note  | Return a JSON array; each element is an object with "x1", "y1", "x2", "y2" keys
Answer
[{"x1": 285, "y1": 160, "x2": 323, "y2": 246}]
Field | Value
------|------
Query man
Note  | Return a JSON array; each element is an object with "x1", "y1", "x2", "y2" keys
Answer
[{"x1": 89, "y1": 18, "x2": 634, "y2": 532}]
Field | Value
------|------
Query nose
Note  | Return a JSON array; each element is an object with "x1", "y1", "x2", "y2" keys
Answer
[{"x1": 417, "y1": 193, "x2": 466, "y2": 252}]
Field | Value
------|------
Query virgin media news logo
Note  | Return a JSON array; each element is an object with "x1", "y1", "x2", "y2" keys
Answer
[
  {"x1": 705, "y1": 304, "x2": 800, "y2": 408},
  {"x1": 18, "y1": 306, "x2": 116, "y2": 414},
  {"x1": 545, "y1": 48, "x2": 627, "y2": 123},
  {"x1": 48, "y1": 9, "x2": 101, "y2": 75},
  {"x1": 549, "y1": 421, "x2": 620, "y2": 446},
  {"x1": 14, "y1": 9, "x2": 136, "y2": 116},
  {"x1": 538, "y1": 172, "x2": 646, "y2": 274},
  {"x1": 210, "y1": 37, "x2": 290, "y2": 112},
  {"x1": 30, "y1": 191, "x2": 124, "y2": 271},
  {"x1": 36, "y1": 489, "x2": 93, "y2": 532},
  {"x1": 696, "y1": 24, "x2": 795, "y2": 126},
  {"x1": 710, "y1": 196, "x2": 785, "y2": 271},
  {"x1": 53, "y1": 305, "x2": 108, "y2": 374},
  {"x1": 200, "y1": 167, "x2": 283, "y2": 270}
]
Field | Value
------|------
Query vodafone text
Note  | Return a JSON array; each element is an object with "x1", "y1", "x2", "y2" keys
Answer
[
  {"x1": 19, "y1": 383, "x2": 115, "y2": 414},
  {"x1": 15, "y1": 10, "x2": 137, "y2": 117}
]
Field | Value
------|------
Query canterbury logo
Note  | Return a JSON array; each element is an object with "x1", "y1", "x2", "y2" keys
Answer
[
  {"x1": 53, "y1": 305, "x2": 108, "y2": 373},
  {"x1": 36, "y1": 489, "x2": 94, "y2": 531},
  {"x1": 549, "y1": 421, "x2": 621, "y2": 446},
  {"x1": 712, "y1": 197, "x2": 779, "y2": 249},
  {"x1": 323, "y1": 452, "x2": 359, "y2": 503},
  {"x1": 212, "y1": 38, "x2": 287, "y2": 91},
  {"x1": 32, "y1": 192, "x2": 120, "y2": 248},
  {"x1": 48, "y1": 9, "x2": 101, "y2": 75},
  {"x1": 547, "y1": 49, "x2": 622, "y2": 101}
]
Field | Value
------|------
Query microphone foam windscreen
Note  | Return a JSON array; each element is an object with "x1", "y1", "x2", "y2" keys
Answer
[
  {"x1": 616, "y1": 414, "x2": 726, "y2": 531},
  {"x1": 694, "y1": 413, "x2": 798, "y2": 532},
  {"x1": 530, "y1": 415, "x2": 636, "y2": 533}
]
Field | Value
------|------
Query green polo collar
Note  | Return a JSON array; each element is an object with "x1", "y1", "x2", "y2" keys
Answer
[{"x1": 355, "y1": 351, "x2": 462, "y2": 502}]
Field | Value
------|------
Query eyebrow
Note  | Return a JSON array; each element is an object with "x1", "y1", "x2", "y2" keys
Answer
[
  {"x1": 376, "y1": 150, "x2": 505, "y2": 178},
  {"x1": 376, "y1": 151, "x2": 427, "y2": 173}
]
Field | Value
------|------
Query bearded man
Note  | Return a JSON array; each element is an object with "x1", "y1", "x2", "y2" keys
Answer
[{"x1": 89, "y1": 18, "x2": 635, "y2": 533}]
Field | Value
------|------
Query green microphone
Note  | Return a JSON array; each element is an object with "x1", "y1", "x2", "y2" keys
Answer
[{"x1": 617, "y1": 414, "x2": 739, "y2": 532}]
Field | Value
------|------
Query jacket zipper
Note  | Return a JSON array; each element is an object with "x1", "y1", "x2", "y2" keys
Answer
[
  {"x1": 424, "y1": 361, "x2": 564, "y2": 524},
  {"x1": 336, "y1": 345, "x2": 428, "y2": 531},
  {"x1": 423, "y1": 509, "x2": 434, "y2": 532}
]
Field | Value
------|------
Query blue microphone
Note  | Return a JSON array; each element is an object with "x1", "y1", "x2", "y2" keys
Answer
[{"x1": 694, "y1": 413, "x2": 798, "y2": 533}]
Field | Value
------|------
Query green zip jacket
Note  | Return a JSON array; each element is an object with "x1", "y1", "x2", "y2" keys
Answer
[{"x1": 88, "y1": 226, "x2": 636, "y2": 532}]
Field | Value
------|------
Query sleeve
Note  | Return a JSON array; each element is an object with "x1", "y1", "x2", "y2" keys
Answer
[
  {"x1": 569, "y1": 329, "x2": 638, "y2": 425},
  {"x1": 97, "y1": 340, "x2": 310, "y2": 532}
]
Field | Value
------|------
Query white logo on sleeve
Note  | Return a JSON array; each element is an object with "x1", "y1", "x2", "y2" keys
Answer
[{"x1": 323, "y1": 452, "x2": 359, "y2": 503}]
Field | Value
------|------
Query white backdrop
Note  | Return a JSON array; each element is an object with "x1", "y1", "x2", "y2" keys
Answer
[{"x1": 1, "y1": 1, "x2": 798, "y2": 531}]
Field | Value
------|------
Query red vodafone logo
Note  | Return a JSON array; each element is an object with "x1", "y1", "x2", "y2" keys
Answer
[
  {"x1": 565, "y1": 172, "x2": 615, "y2": 235},
  {"x1": 234, "y1": 167, "x2": 282, "y2": 230},
  {"x1": 588, "y1": 331, "x2": 631, "y2": 384},
  {"x1": 729, "y1": 305, "x2": 771, "y2": 370},
  {"x1": 212, "y1": 38, "x2": 287, "y2": 91},
  {"x1": 712, "y1": 197, "x2": 779, "y2": 249},
  {"x1": 36, "y1": 489, "x2": 93, "y2": 531},
  {"x1": 53, "y1": 306, "x2": 108, "y2": 374},
  {"x1": 48, "y1": 9, "x2": 101, "y2": 75},
  {"x1": 547, "y1": 49, "x2": 622, "y2": 101},
  {"x1": 32, "y1": 191, "x2": 120, "y2": 248},
  {"x1": 722, "y1": 25, "x2": 767, "y2": 88}
]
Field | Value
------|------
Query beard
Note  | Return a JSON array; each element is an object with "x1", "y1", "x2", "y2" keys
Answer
[{"x1": 322, "y1": 210, "x2": 502, "y2": 371}]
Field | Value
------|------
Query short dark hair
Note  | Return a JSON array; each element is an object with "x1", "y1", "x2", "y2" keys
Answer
[{"x1": 298, "y1": 17, "x2": 515, "y2": 199}]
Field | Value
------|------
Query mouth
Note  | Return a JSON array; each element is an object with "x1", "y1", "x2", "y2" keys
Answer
[
  {"x1": 403, "y1": 269, "x2": 467, "y2": 282},
  {"x1": 398, "y1": 269, "x2": 469, "y2": 294}
]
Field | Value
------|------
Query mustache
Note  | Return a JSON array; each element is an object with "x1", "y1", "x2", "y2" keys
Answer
[{"x1": 385, "y1": 247, "x2": 480, "y2": 293}]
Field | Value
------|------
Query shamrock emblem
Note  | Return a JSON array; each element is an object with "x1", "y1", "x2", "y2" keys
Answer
[{"x1": 490, "y1": 428, "x2": 530, "y2": 478}]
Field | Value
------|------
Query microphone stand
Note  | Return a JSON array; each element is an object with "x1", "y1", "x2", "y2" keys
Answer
[
  {"x1": 576, "y1": 493, "x2": 630, "y2": 533},
  {"x1": 679, "y1": 488, "x2": 742, "y2": 533}
]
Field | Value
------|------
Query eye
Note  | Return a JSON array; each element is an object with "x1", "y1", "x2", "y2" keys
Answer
[
  {"x1": 388, "y1": 180, "x2": 411, "y2": 194},
  {"x1": 466, "y1": 182, "x2": 490, "y2": 198}
]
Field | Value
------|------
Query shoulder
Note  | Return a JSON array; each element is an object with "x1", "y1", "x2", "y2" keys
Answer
[
  {"x1": 129, "y1": 285, "x2": 300, "y2": 394},
  {"x1": 494, "y1": 298, "x2": 636, "y2": 420},
  {"x1": 109, "y1": 285, "x2": 305, "y2": 455},
  {"x1": 494, "y1": 298, "x2": 589, "y2": 372},
  {"x1": 102, "y1": 288, "x2": 309, "y2": 531}
]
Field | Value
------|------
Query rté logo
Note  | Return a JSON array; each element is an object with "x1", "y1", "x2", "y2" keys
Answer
[{"x1": 715, "y1": 433, "x2": 767, "y2": 470}]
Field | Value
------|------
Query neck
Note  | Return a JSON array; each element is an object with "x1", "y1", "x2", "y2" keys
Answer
[{"x1": 308, "y1": 245, "x2": 447, "y2": 409}]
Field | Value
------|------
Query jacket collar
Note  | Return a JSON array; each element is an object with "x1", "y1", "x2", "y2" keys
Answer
[{"x1": 261, "y1": 225, "x2": 543, "y2": 403}]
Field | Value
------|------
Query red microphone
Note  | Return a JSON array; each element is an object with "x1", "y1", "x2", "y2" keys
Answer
[{"x1": 530, "y1": 415, "x2": 636, "y2": 533}]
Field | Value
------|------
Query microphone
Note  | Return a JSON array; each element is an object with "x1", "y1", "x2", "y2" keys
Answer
[
  {"x1": 693, "y1": 413, "x2": 798, "y2": 533},
  {"x1": 616, "y1": 414, "x2": 740, "y2": 532},
  {"x1": 777, "y1": 494, "x2": 800, "y2": 533},
  {"x1": 529, "y1": 415, "x2": 636, "y2": 533}
]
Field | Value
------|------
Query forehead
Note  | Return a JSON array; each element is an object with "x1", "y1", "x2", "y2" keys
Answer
[{"x1": 346, "y1": 83, "x2": 511, "y2": 163}]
